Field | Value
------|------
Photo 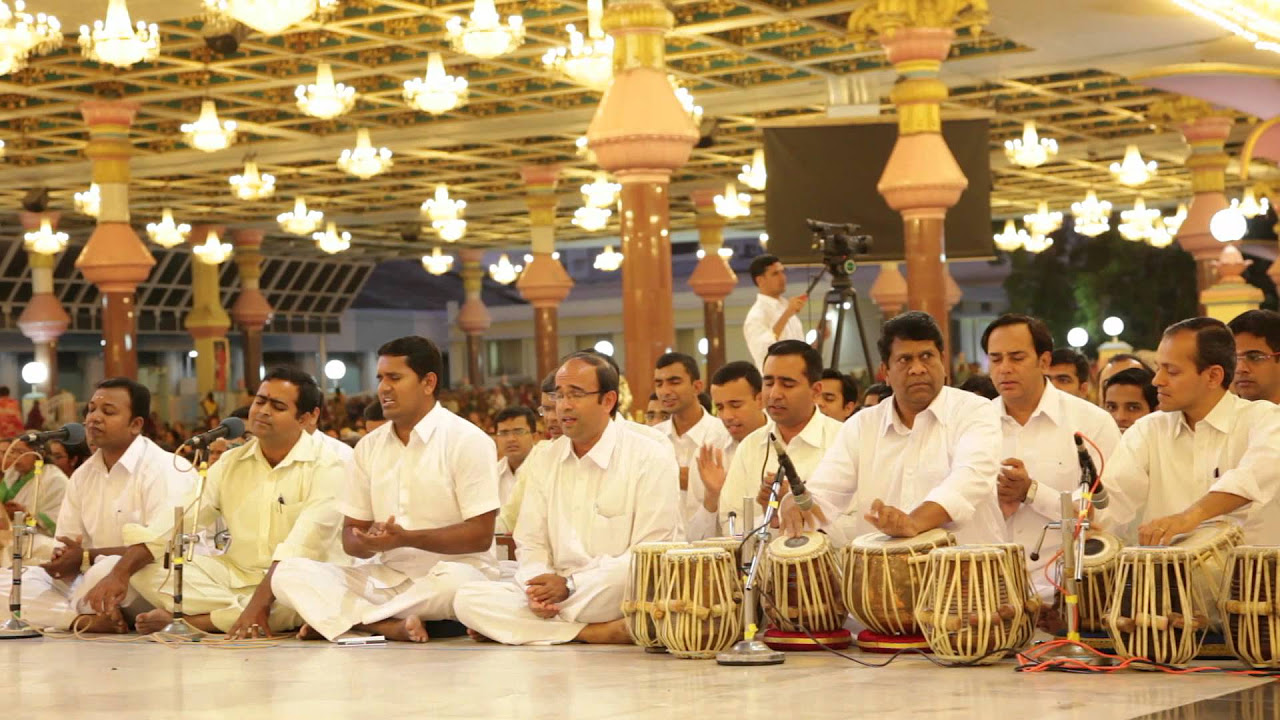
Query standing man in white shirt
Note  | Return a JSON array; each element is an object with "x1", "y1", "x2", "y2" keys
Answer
[
  {"x1": 743, "y1": 254, "x2": 811, "y2": 368},
  {"x1": 272, "y1": 337, "x2": 500, "y2": 643},
  {"x1": 493, "y1": 406, "x2": 538, "y2": 508},
  {"x1": 453, "y1": 351, "x2": 681, "y2": 645},
  {"x1": 654, "y1": 352, "x2": 732, "y2": 525},
  {"x1": 1102, "y1": 318, "x2": 1280, "y2": 545},
  {"x1": 983, "y1": 315, "x2": 1120, "y2": 600},
  {"x1": 781, "y1": 311, "x2": 1005, "y2": 544},
  {"x1": 1228, "y1": 309, "x2": 1280, "y2": 404}
]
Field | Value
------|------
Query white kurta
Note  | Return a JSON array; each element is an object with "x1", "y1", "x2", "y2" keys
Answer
[
  {"x1": 22, "y1": 435, "x2": 196, "y2": 629},
  {"x1": 657, "y1": 409, "x2": 733, "y2": 537},
  {"x1": 313, "y1": 430, "x2": 355, "y2": 467},
  {"x1": 497, "y1": 456, "x2": 518, "y2": 508},
  {"x1": 130, "y1": 432, "x2": 346, "y2": 632},
  {"x1": 271, "y1": 404, "x2": 501, "y2": 641},
  {"x1": 994, "y1": 382, "x2": 1120, "y2": 600},
  {"x1": 1099, "y1": 392, "x2": 1280, "y2": 544},
  {"x1": 496, "y1": 441, "x2": 553, "y2": 535},
  {"x1": 743, "y1": 293, "x2": 805, "y2": 369},
  {"x1": 806, "y1": 386, "x2": 1007, "y2": 545},
  {"x1": 453, "y1": 420, "x2": 682, "y2": 645}
]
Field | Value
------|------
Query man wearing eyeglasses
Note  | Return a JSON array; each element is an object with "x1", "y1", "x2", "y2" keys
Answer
[
  {"x1": 1228, "y1": 310, "x2": 1280, "y2": 405},
  {"x1": 493, "y1": 407, "x2": 538, "y2": 507}
]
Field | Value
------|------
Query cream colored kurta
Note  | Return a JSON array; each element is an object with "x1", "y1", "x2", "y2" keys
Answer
[
  {"x1": 743, "y1": 293, "x2": 805, "y2": 369},
  {"x1": 658, "y1": 409, "x2": 733, "y2": 536}
]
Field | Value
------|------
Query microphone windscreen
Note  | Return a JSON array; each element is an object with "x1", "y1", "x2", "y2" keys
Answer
[
  {"x1": 62, "y1": 422, "x2": 86, "y2": 446},
  {"x1": 221, "y1": 417, "x2": 246, "y2": 440}
]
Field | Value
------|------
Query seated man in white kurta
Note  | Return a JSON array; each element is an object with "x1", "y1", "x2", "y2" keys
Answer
[
  {"x1": 453, "y1": 352, "x2": 682, "y2": 645},
  {"x1": 272, "y1": 336, "x2": 500, "y2": 643}
]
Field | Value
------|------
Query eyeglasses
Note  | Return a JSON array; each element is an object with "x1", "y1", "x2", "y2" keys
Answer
[
  {"x1": 1237, "y1": 351, "x2": 1280, "y2": 365},
  {"x1": 536, "y1": 406, "x2": 554, "y2": 417},
  {"x1": 550, "y1": 389, "x2": 606, "y2": 403},
  {"x1": 495, "y1": 428, "x2": 531, "y2": 438}
]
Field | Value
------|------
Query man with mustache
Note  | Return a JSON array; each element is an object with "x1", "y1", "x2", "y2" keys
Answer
[{"x1": 1228, "y1": 309, "x2": 1280, "y2": 405}]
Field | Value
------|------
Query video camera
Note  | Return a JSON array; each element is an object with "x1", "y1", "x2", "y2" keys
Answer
[{"x1": 806, "y1": 219, "x2": 872, "y2": 279}]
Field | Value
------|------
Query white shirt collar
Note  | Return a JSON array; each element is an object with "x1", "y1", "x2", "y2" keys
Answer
[
  {"x1": 558, "y1": 419, "x2": 620, "y2": 470},
  {"x1": 997, "y1": 379, "x2": 1065, "y2": 428},
  {"x1": 760, "y1": 407, "x2": 828, "y2": 450}
]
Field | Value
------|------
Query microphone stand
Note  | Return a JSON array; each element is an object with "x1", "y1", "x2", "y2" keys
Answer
[
  {"x1": 717, "y1": 470, "x2": 786, "y2": 666},
  {"x1": 1, "y1": 451, "x2": 50, "y2": 639},
  {"x1": 157, "y1": 449, "x2": 208, "y2": 640}
]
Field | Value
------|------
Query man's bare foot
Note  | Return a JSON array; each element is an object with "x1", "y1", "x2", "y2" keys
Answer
[
  {"x1": 135, "y1": 608, "x2": 173, "y2": 635},
  {"x1": 361, "y1": 617, "x2": 429, "y2": 643},
  {"x1": 296, "y1": 624, "x2": 327, "y2": 641},
  {"x1": 73, "y1": 608, "x2": 129, "y2": 634},
  {"x1": 467, "y1": 628, "x2": 494, "y2": 643},
  {"x1": 574, "y1": 618, "x2": 632, "y2": 645}
]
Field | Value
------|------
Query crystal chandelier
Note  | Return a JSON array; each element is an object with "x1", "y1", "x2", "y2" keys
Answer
[
  {"x1": 1240, "y1": 186, "x2": 1271, "y2": 218},
  {"x1": 295, "y1": 62, "x2": 355, "y2": 120},
  {"x1": 202, "y1": 0, "x2": 337, "y2": 36},
  {"x1": 488, "y1": 254, "x2": 523, "y2": 285},
  {"x1": 75, "y1": 183, "x2": 101, "y2": 217},
  {"x1": 0, "y1": 1, "x2": 63, "y2": 77},
  {"x1": 542, "y1": 0, "x2": 613, "y2": 91},
  {"x1": 337, "y1": 128, "x2": 393, "y2": 179},
  {"x1": 403, "y1": 52, "x2": 469, "y2": 115},
  {"x1": 1170, "y1": 0, "x2": 1280, "y2": 55},
  {"x1": 192, "y1": 229, "x2": 233, "y2": 264},
  {"x1": 1021, "y1": 232, "x2": 1054, "y2": 254},
  {"x1": 1109, "y1": 145, "x2": 1157, "y2": 188},
  {"x1": 182, "y1": 100, "x2": 237, "y2": 153},
  {"x1": 1003, "y1": 121, "x2": 1058, "y2": 169},
  {"x1": 78, "y1": 0, "x2": 159, "y2": 69},
  {"x1": 145, "y1": 208, "x2": 191, "y2": 248},
  {"x1": 713, "y1": 181, "x2": 751, "y2": 219},
  {"x1": 23, "y1": 217, "x2": 67, "y2": 255},
  {"x1": 1146, "y1": 217, "x2": 1174, "y2": 248},
  {"x1": 738, "y1": 148, "x2": 767, "y2": 191},
  {"x1": 229, "y1": 159, "x2": 276, "y2": 201},
  {"x1": 1118, "y1": 197, "x2": 1161, "y2": 242},
  {"x1": 1022, "y1": 200, "x2": 1063, "y2": 237},
  {"x1": 593, "y1": 245, "x2": 623, "y2": 272},
  {"x1": 312, "y1": 221, "x2": 351, "y2": 254},
  {"x1": 422, "y1": 183, "x2": 466, "y2": 223},
  {"x1": 421, "y1": 247, "x2": 454, "y2": 276},
  {"x1": 993, "y1": 219, "x2": 1028, "y2": 252},
  {"x1": 1071, "y1": 190, "x2": 1112, "y2": 237},
  {"x1": 572, "y1": 205, "x2": 611, "y2": 232},
  {"x1": 277, "y1": 197, "x2": 323, "y2": 236},
  {"x1": 433, "y1": 218, "x2": 467, "y2": 242},
  {"x1": 581, "y1": 172, "x2": 620, "y2": 208},
  {"x1": 446, "y1": 0, "x2": 524, "y2": 59},
  {"x1": 669, "y1": 76, "x2": 703, "y2": 125},
  {"x1": 1164, "y1": 202, "x2": 1188, "y2": 236}
]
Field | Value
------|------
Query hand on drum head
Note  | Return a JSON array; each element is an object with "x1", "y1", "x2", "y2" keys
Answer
[
  {"x1": 1138, "y1": 511, "x2": 1197, "y2": 546},
  {"x1": 864, "y1": 499, "x2": 920, "y2": 538},
  {"x1": 778, "y1": 494, "x2": 827, "y2": 538}
]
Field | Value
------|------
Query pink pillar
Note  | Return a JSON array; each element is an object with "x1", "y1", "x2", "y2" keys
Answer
[
  {"x1": 515, "y1": 164, "x2": 573, "y2": 382},
  {"x1": 688, "y1": 188, "x2": 738, "y2": 378},
  {"x1": 231, "y1": 229, "x2": 273, "y2": 390},
  {"x1": 869, "y1": 262, "x2": 909, "y2": 321},
  {"x1": 17, "y1": 211, "x2": 71, "y2": 396},
  {"x1": 1175, "y1": 115, "x2": 1234, "y2": 312},
  {"x1": 457, "y1": 248, "x2": 491, "y2": 388}
]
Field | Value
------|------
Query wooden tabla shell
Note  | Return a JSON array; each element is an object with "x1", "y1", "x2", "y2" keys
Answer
[
  {"x1": 1105, "y1": 545, "x2": 1211, "y2": 666},
  {"x1": 1066, "y1": 530, "x2": 1124, "y2": 633},
  {"x1": 1221, "y1": 545, "x2": 1280, "y2": 668},
  {"x1": 1171, "y1": 521, "x2": 1243, "y2": 629},
  {"x1": 763, "y1": 531, "x2": 846, "y2": 633},
  {"x1": 622, "y1": 541, "x2": 690, "y2": 647},
  {"x1": 915, "y1": 545, "x2": 1038, "y2": 664},
  {"x1": 842, "y1": 529, "x2": 955, "y2": 636},
  {"x1": 655, "y1": 548, "x2": 742, "y2": 659}
]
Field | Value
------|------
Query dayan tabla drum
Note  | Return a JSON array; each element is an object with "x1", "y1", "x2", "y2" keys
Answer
[
  {"x1": 1105, "y1": 521, "x2": 1242, "y2": 666},
  {"x1": 915, "y1": 545, "x2": 1040, "y2": 664},
  {"x1": 761, "y1": 531, "x2": 851, "y2": 650},
  {"x1": 1221, "y1": 546, "x2": 1280, "y2": 668},
  {"x1": 654, "y1": 547, "x2": 742, "y2": 659},
  {"x1": 692, "y1": 537, "x2": 746, "y2": 566},
  {"x1": 843, "y1": 529, "x2": 955, "y2": 653},
  {"x1": 1063, "y1": 530, "x2": 1124, "y2": 633},
  {"x1": 622, "y1": 541, "x2": 689, "y2": 649}
]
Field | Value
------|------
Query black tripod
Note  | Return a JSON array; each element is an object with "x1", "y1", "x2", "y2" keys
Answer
[{"x1": 807, "y1": 266, "x2": 875, "y2": 373}]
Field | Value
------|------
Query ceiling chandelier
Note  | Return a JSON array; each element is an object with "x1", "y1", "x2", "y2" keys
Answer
[
  {"x1": 0, "y1": 138, "x2": 4, "y2": 158},
  {"x1": 1110, "y1": 144, "x2": 1157, "y2": 187},
  {"x1": 713, "y1": 181, "x2": 751, "y2": 219},
  {"x1": 202, "y1": 0, "x2": 337, "y2": 36},
  {"x1": 295, "y1": 62, "x2": 355, "y2": 120},
  {"x1": 1164, "y1": 202, "x2": 1188, "y2": 236},
  {"x1": 738, "y1": 148, "x2": 767, "y2": 192},
  {"x1": 488, "y1": 253, "x2": 523, "y2": 285},
  {"x1": 229, "y1": 159, "x2": 276, "y2": 201},
  {"x1": 572, "y1": 205, "x2": 611, "y2": 232},
  {"x1": 669, "y1": 76, "x2": 704, "y2": 126},
  {"x1": 337, "y1": 128, "x2": 393, "y2": 179},
  {"x1": 446, "y1": 0, "x2": 524, "y2": 59},
  {"x1": 1071, "y1": 189, "x2": 1112, "y2": 237},
  {"x1": 581, "y1": 172, "x2": 620, "y2": 208},
  {"x1": 542, "y1": 0, "x2": 613, "y2": 91},
  {"x1": 74, "y1": 183, "x2": 101, "y2": 217},
  {"x1": 421, "y1": 247, "x2": 455, "y2": 276},
  {"x1": 1022, "y1": 200, "x2": 1063, "y2": 237},
  {"x1": 78, "y1": 0, "x2": 160, "y2": 69},
  {"x1": 312, "y1": 221, "x2": 351, "y2": 254},
  {"x1": 277, "y1": 197, "x2": 323, "y2": 236},
  {"x1": 403, "y1": 52, "x2": 469, "y2": 115},
  {"x1": 192, "y1": 229, "x2": 233, "y2": 264},
  {"x1": 182, "y1": 100, "x2": 237, "y2": 153},
  {"x1": 432, "y1": 218, "x2": 467, "y2": 242},
  {"x1": 1118, "y1": 197, "x2": 1162, "y2": 242},
  {"x1": 23, "y1": 216, "x2": 67, "y2": 255},
  {"x1": 594, "y1": 245, "x2": 623, "y2": 272},
  {"x1": 0, "y1": 1, "x2": 63, "y2": 77},
  {"x1": 1239, "y1": 186, "x2": 1271, "y2": 218},
  {"x1": 1021, "y1": 232, "x2": 1054, "y2": 254},
  {"x1": 575, "y1": 135, "x2": 596, "y2": 164},
  {"x1": 422, "y1": 183, "x2": 466, "y2": 223},
  {"x1": 1170, "y1": 0, "x2": 1280, "y2": 55},
  {"x1": 1003, "y1": 121, "x2": 1058, "y2": 169},
  {"x1": 993, "y1": 219, "x2": 1028, "y2": 252},
  {"x1": 1146, "y1": 218, "x2": 1175, "y2": 249},
  {"x1": 145, "y1": 208, "x2": 191, "y2": 248}
]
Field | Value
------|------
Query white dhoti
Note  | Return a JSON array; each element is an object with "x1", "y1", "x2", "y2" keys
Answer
[
  {"x1": 131, "y1": 556, "x2": 301, "y2": 633},
  {"x1": 20, "y1": 556, "x2": 149, "y2": 629},
  {"x1": 271, "y1": 559, "x2": 489, "y2": 641},
  {"x1": 452, "y1": 578, "x2": 624, "y2": 646}
]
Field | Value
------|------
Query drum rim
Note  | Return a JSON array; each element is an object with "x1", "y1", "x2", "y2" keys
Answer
[
  {"x1": 1082, "y1": 530, "x2": 1122, "y2": 566},
  {"x1": 850, "y1": 528, "x2": 954, "y2": 551},
  {"x1": 664, "y1": 547, "x2": 731, "y2": 559},
  {"x1": 634, "y1": 541, "x2": 692, "y2": 554},
  {"x1": 768, "y1": 530, "x2": 831, "y2": 558}
]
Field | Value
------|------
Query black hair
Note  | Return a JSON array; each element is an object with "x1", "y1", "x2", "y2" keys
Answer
[
  {"x1": 1163, "y1": 317, "x2": 1236, "y2": 389},
  {"x1": 1050, "y1": 348, "x2": 1090, "y2": 385},
  {"x1": 980, "y1": 313, "x2": 1054, "y2": 357},
  {"x1": 749, "y1": 254, "x2": 781, "y2": 285},
  {"x1": 877, "y1": 311, "x2": 945, "y2": 363},
  {"x1": 712, "y1": 361, "x2": 763, "y2": 395},
  {"x1": 49, "y1": 438, "x2": 92, "y2": 467},
  {"x1": 229, "y1": 406, "x2": 250, "y2": 421},
  {"x1": 493, "y1": 406, "x2": 538, "y2": 433},
  {"x1": 820, "y1": 369, "x2": 860, "y2": 405},
  {"x1": 766, "y1": 339, "x2": 823, "y2": 384},
  {"x1": 698, "y1": 391, "x2": 711, "y2": 412},
  {"x1": 648, "y1": 392, "x2": 658, "y2": 401},
  {"x1": 262, "y1": 367, "x2": 324, "y2": 416},
  {"x1": 540, "y1": 371, "x2": 557, "y2": 395},
  {"x1": 377, "y1": 336, "x2": 444, "y2": 393},
  {"x1": 1104, "y1": 353, "x2": 1152, "y2": 373},
  {"x1": 362, "y1": 401, "x2": 384, "y2": 422},
  {"x1": 959, "y1": 374, "x2": 999, "y2": 400},
  {"x1": 863, "y1": 382, "x2": 892, "y2": 402},
  {"x1": 1103, "y1": 367, "x2": 1158, "y2": 412},
  {"x1": 96, "y1": 377, "x2": 151, "y2": 421},
  {"x1": 0, "y1": 386, "x2": 9, "y2": 398},
  {"x1": 559, "y1": 351, "x2": 621, "y2": 418},
  {"x1": 656, "y1": 351, "x2": 700, "y2": 381},
  {"x1": 1228, "y1": 309, "x2": 1280, "y2": 354}
]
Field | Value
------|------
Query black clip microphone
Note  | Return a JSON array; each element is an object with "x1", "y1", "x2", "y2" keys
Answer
[
  {"x1": 183, "y1": 417, "x2": 246, "y2": 449},
  {"x1": 18, "y1": 422, "x2": 85, "y2": 447},
  {"x1": 1074, "y1": 432, "x2": 1108, "y2": 510},
  {"x1": 769, "y1": 433, "x2": 814, "y2": 512}
]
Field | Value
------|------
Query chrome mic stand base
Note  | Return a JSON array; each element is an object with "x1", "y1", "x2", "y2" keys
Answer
[
  {"x1": 0, "y1": 617, "x2": 40, "y2": 639},
  {"x1": 717, "y1": 639, "x2": 785, "y2": 666},
  {"x1": 157, "y1": 617, "x2": 203, "y2": 641},
  {"x1": 1033, "y1": 640, "x2": 1111, "y2": 666}
]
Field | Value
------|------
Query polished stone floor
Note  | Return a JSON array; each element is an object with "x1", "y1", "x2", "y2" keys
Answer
[{"x1": 0, "y1": 635, "x2": 1271, "y2": 720}]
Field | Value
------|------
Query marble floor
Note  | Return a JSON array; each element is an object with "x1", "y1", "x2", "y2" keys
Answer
[{"x1": 0, "y1": 635, "x2": 1271, "y2": 720}]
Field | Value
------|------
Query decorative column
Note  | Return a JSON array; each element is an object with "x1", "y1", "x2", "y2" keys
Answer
[
  {"x1": 17, "y1": 211, "x2": 71, "y2": 396},
  {"x1": 74, "y1": 101, "x2": 155, "y2": 379},
  {"x1": 185, "y1": 226, "x2": 232, "y2": 397},
  {"x1": 1202, "y1": 244, "x2": 1263, "y2": 323},
  {"x1": 1237, "y1": 119, "x2": 1280, "y2": 289},
  {"x1": 231, "y1": 229, "x2": 273, "y2": 391},
  {"x1": 687, "y1": 188, "x2": 737, "y2": 378},
  {"x1": 588, "y1": 0, "x2": 698, "y2": 404},
  {"x1": 869, "y1": 262, "x2": 908, "y2": 321},
  {"x1": 515, "y1": 164, "x2": 573, "y2": 381},
  {"x1": 457, "y1": 248, "x2": 490, "y2": 387},
  {"x1": 848, "y1": 3, "x2": 987, "y2": 354}
]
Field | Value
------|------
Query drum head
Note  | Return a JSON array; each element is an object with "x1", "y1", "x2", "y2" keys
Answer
[
  {"x1": 768, "y1": 531, "x2": 830, "y2": 559},
  {"x1": 1082, "y1": 530, "x2": 1121, "y2": 567},
  {"x1": 1170, "y1": 520, "x2": 1242, "y2": 551},
  {"x1": 851, "y1": 528, "x2": 954, "y2": 552},
  {"x1": 664, "y1": 547, "x2": 730, "y2": 561},
  {"x1": 634, "y1": 541, "x2": 690, "y2": 556}
]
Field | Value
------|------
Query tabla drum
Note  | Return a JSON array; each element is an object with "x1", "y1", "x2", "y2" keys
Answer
[
  {"x1": 692, "y1": 537, "x2": 745, "y2": 566},
  {"x1": 915, "y1": 545, "x2": 1039, "y2": 664},
  {"x1": 1105, "y1": 545, "x2": 1210, "y2": 666},
  {"x1": 843, "y1": 529, "x2": 955, "y2": 653},
  {"x1": 1220, "y1": 546, "x2": 1280, "y2": 668},
  {"x1": 1069, "y1": 530, "x2": 1123, "y2": 633},
  {"x1": 761, "y1": 531, "x2": 851, "y2": 650},
  {"x1": 655, "y1": 547, "x2": 742, "y2": 659},
  {"x1": 622, "y1": 541, "x2": 689, "y2": 649},
  {"x1": 1175, "y1": 521, "x2": 1243, "y2": 628}
]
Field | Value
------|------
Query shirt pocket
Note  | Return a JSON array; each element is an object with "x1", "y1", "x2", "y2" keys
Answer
[{"x1": 590, "y1": 482, "x2": 631, "y2": 555}]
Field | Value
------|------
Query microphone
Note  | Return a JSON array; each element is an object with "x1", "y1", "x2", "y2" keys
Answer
[
  {"x1": 1074, "y1": 432, "x2": 1108, "y2": 510},
  {"x1": 183, "y1": 417, "x2": 246, "y2": 449},
  {"x1": 18, "y1": 422, "x2": 85, "y2": 447},
  {"x1": 769, "y1": 433, "x2": 814, "y2": 512}
]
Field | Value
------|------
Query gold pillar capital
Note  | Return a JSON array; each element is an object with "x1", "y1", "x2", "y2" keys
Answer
[
  {"x1": 1148, "y1": 96, "x2": 1218, "y2": 125},
  {"x1": 847, "y1": 0, "x2": 989, "y2": 44},
  {"x1": 605, "y1": 0, "x2": 673, "y2": 72}
]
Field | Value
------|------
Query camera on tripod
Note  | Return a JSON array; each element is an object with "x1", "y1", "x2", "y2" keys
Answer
[{"x1": 807, "y1": 219, "x2": 872, "y2": 278}]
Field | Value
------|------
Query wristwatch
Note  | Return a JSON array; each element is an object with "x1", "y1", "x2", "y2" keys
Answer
[
  {"x1": 565, "y1": 574, "x2": 576, "y2": 597},
  {"x1": 1024, "y1": 479, "x2": 1039, "y2": 505},
  {"x1": 80, "y1": 549, "x2": 91, "y2": 573}
]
